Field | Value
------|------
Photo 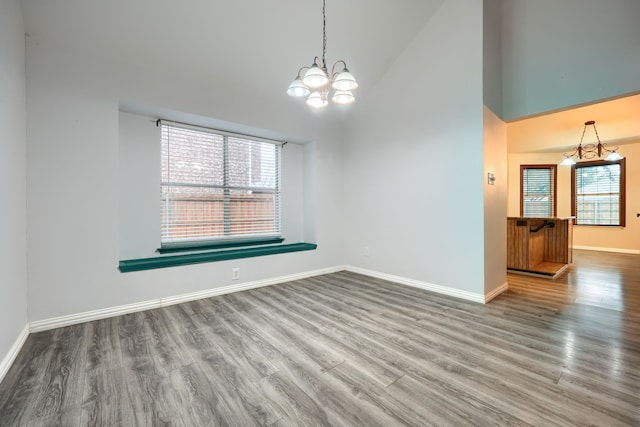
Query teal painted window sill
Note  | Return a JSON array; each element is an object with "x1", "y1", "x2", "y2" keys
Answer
[
  {"x1": 157, "y1": 237, "x2": 285, "y2": 254},
  {"x1": 119, "y1": 242, "x2": 317, "y2": 273}
]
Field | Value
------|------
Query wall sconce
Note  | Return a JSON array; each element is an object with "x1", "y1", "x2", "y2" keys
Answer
[{"x1": 487, "y1": 172, "x2": 496, "y2": 185}]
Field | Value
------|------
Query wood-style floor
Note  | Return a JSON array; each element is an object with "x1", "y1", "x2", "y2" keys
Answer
[{"x1": 0, "y1": 250, "x2": 638, "y2": 426}]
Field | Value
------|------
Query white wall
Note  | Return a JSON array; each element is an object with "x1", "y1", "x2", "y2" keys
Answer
[
  {"x1": 118, "y1": 111, "x2": 161, "y2": 259},
  {"x1": 483, "y1": 106, "x2": 507, "y2": 295},
  {"x1": 343, "y1": 0, "x2": 487, "y2": 295},
  {"x1": 0, "y1": 0, "x2": 28, "y2": 375},
  {"x1": 25, "y1": 29, "x2": 345, "y2": 322},
  {"x1": 502, "y1": 0, "x2": 640, "y2": 120}
]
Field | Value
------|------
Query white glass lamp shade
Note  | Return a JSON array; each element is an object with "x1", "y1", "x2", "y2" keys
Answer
[
  {"x1": 287, "y1": 78, "x2": 310, "y2": 97},
  {"x1": 605, "y1": 151, "x2": 623, "y2": 161},
  {"x1": 332, "y1": 70, "x2": 358, "y2": 91},
  {"x1": 306, "y1": 91, "x2": 328, "y2": 108},
  {"x1": 560, "y1": 156, "x2": 576, "y2": 166},
  {"x1": 302, "y1": 65, "x2": 329, "y2": 89},
  {"x1": 331, "y1": 90, "x2": 355, "y2": 104}
]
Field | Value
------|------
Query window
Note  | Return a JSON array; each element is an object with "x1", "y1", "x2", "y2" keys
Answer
[
  {"x1": 160, "y1": 121, "x2": 282, "y2": 247},
  {"x1": 572, "y1": 159, "x2": 625, "y2": 226},
  {"x1": 520, "y1": 165, "x2": 556, "y2": 217}
]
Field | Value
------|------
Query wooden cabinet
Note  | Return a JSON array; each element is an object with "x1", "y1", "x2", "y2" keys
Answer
[{"x1": 507, "y1": 217, "x2": 573, "y2": 278}]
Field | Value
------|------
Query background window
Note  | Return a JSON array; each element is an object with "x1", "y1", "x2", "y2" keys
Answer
[
  {"x1": 521, "y1": 165, "x2": 557, "y2": 217},
  {"x1": 161, "y1": 122, "x2": 281, "y2": 246},
  {"x1": 572, "y1": 160, "x2": 625, "y2": 226}
]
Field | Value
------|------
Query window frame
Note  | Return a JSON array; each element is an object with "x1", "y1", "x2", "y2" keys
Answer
[
  {"x1": 571, "y1": 159, "x2": 626, "y2": 227},
  {"x1": 159, "y1": 120, "x2": 284, "y2": 250},
  {"x1": 520, "y1": 164, "x2": 557, "y2": 217}
]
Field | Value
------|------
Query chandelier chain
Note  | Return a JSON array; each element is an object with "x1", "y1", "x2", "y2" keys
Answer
[
  {"x1": 579, "y1": 124, "x2": 588, "y2": 145},
  {"x1": 322, "y1": 0, "x2": 327, "y2": 69},
  {"x1": 592, "y1": 122, "x2": 601, "y2": 143}
]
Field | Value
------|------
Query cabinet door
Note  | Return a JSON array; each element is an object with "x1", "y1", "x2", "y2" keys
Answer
[
  {"x1": 544, "y1": 220, "x2": 571, "y2": 264},
  {"x1": 507, "y1": 219, "x2": 529, "y2": 269}
]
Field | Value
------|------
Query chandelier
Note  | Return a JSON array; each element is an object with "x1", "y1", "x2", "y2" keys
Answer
[
  {"x1": 560, "y1": 120, "x2": 623, "y2": 165},
  {"x1": 287, "y1": 0, "x2": 358, "y2": 108}
]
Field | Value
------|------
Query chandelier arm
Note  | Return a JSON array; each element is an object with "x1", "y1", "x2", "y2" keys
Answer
[
  {"x1": 330, "y1": 60, "x2": 348, "y2": 79},
  {"x1": 563, "y1": 147, "x2": 579, "y2": 158},
  {"x1": 296, "y1": 66, "x2": 310, "y2": 78},
  {"x1": 600, "y1": 142, "x2": 620, "y2": 154}
]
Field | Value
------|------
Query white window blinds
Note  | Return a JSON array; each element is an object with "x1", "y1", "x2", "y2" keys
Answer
[
  {"x1": 574, "y1": 161, "x2": 622, "y2": 226},
  {"x1": 521, "y1": 165, "x2": 556, "y2": 217},
  {"x1": 160, "y1": 122, "x2": 281, "y2": 245}
]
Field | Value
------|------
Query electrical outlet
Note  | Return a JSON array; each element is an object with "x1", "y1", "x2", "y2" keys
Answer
[
  {"x1": 363, "y1": 246, "x2": 370, "y2": 257},
  {"x1": 232, "y1": 268, "x2": 240, "y2": 280}
]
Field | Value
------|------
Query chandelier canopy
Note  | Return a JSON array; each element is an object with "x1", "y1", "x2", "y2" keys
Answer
[
  {"x1": 287, "y1": 0, "x2": 358, "y2": 108},
  {"x1": 560, "y1": 121, "x2": 623, "y2": 166}
]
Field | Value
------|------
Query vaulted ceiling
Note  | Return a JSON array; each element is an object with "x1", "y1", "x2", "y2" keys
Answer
[
  {"x1": 19, "y1": 0, "x2": 640, "y2": 150},
  {"x1": 20, "y1": 0, "x2": 444, "y2": 107}
]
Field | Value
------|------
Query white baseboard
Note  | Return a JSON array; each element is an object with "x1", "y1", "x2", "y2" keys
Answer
[
  {"x1": 29, "y1": 264, "x2": 502, "y2": 333},
  {"x1": 573, "y1": 245, "x2": 640, "y2": 255},
  {"x1": 29, "y1": 266, "x2": 344, "y2": 333},
  {"x1": 0, "y1": 324, "x2": 29, "y2": 385},
  {"x1": 345, "y1": 265, "x2": 487, "y2": 304},
  {"x1": 485, "y1": 282, "x2": 509, "y2": 303}
]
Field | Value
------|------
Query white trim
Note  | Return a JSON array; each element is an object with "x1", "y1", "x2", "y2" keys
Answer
[
  {"x1": 485, "y1": 282, "x2": 509, "y2": 303},
  {"x1": 0, "y1": 324, "x2": 29, "y2": 384},
  {"x1": 29, "y1": 300, "x2": 159, "y2": 333},
  {"x1": 573, "y1": 245, "x2": 640, "y2": 255},
  {"x1": 345, "y1": 265, "x2": 486, "y2": 304},
  {"x1": 159, "y1": 266, "x2": 343, "y2": 306},
  {"x1": 26, "y1": 262, "x2": 511, "y2": 337},
  {"x1": 29, "y1": 266, "x2": 343, "y2": 333}
]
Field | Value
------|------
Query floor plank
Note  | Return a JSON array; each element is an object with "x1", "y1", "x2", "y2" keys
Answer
[{"x1": 0, "y1": 250, "x2": 639, "y2": 426}]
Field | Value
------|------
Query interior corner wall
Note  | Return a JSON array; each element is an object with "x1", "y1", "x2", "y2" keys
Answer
[
  {"x1": 502, "y1": 0, "x2": 640, "y2": 120},
  {"x1": 343, "y1": 0, "x2": 486, "y2": 295},
  {"x1": 0, "y1": 0, "x2": 28, "y2": 373},
  {"x1": 24, "y1": 30, "x2": 345, "y2": 322},
  {"x1": 482, "y1": 0, "x2": 507, "y2": 296},
  {"x1": 483, "y1": 0, "x2": 503, "y2": 119},
  {"x1": 483, "y1": 106, "x2": 507, "y2": 294}
]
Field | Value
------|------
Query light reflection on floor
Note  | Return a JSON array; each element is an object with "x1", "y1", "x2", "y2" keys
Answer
[
  {"x1": 568, "y1": 263, "x2": 624, "y2": 311},
  {"x1": 509, "y1": 249, "x2": 638, "y2": 384}
]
